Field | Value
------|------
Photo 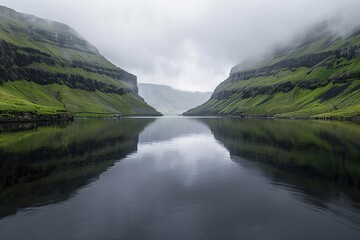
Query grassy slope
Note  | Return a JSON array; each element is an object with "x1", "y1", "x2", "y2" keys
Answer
[
  {"x1": 0, "y1": 6, "x2": 159, "y2": 117},
  {"x1": 0, "y1": 80, "x2": 159, "y2": 117},
  {"x1": 189, "y1": 81, "x2": 360, "y2": 118},
  {"x1": 186, "y1": 28, "x2": 360, "y2": 119}
]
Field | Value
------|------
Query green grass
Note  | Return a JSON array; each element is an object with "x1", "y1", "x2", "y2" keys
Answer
[
  {"x1": 219, "y1": 57, "x2": 360, "y2": 92},
  {"x1": 187, "y1": 80, "x2": 360, "y2": 118},
  {"x1": 0, "y1": 81, "x2": 159, "y2": 117},
  {"x1": 0, "y1": 87, "x2": 64, "y2": 115},
  {"x1": 0, "y1": 14, "x2": 119, "y2": 70},
  {"x1": 26, "y1": 63, "x2": 133, "y2": 90},
  {"x1": 187, "y1": 30, "x2": 360, "y2": 118},
  {"x1": 245, "y1": 33, "x2": 359, "y2": 71},
  {"x1": 0, "y1": 7, "x2": 159, "y2": 118}
]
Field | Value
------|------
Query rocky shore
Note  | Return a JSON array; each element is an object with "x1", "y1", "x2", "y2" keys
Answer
[{"x1": 0, "y1": 112, "x2": 74, "y2": 123}]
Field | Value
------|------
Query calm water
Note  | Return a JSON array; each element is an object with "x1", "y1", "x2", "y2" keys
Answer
[{"x1": 0, "y1": 117, "x2": 360, "y2": 240}]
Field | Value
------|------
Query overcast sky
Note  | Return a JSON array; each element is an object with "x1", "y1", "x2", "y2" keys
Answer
[{"x1": 0, "y1": 0, "x2": 359, "y2": 91}]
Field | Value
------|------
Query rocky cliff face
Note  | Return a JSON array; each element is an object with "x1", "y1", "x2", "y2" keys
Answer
[
  {"x1": 0, "y1": 40, "x2": 137, "y2": 95},
  {"x1": 0, "y1": 6, "x2": 99, "y2": 54},
  {"x1": 0, "y1": 5, "x2": 160, "y2": 119},
  {"x1": 185, "y1": 23, "x2": 360, "y2": 119}
]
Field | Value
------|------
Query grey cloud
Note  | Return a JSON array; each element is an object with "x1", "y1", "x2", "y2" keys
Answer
[{"x1": 0, "y1": 0, "x2": 359, "y2": 91}]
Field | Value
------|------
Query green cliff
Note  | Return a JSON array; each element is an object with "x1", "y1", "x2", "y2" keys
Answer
[
  {"x1": 0, "y1": 6, "x2": 160, "y2": 121},
  {"x1": 185, "y1": 23, "x2": 360, "y2": 120}
]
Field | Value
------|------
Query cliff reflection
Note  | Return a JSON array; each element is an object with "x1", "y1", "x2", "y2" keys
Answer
[
  {"x1": 0, "y1": 119, "x2": 153, "y2": 218},
  {"x1": 200, "y1": 118, "x2": 360, "y2": 206}
]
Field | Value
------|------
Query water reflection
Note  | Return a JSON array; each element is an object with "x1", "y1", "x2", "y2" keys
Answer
[
  {"x1": 0, "y1": 119, "x2": 153, "y2": 218},
  {"x1": 0, "y1": 117, "x2": 360, "y2": 240},
  {"x1": 200, "y1": 118, "x2": 360, "y2": 207},
  {"x1": 139, "y1": 117, "x2": 210, "y2": 143}
]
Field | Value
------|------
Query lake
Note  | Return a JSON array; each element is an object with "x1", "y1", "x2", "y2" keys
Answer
[{"x1": 0, "y1": 117, "x2": 360, "y2": 240}]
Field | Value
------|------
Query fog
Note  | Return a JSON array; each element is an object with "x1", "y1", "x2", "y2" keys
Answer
[{"x1": 0, "y1": 0, "x2": 359, "y2": 91}]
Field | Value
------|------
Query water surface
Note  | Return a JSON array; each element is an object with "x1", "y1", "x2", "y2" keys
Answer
[{"x1": 0, "y1": 117, "x2": 360, "y2": 240}]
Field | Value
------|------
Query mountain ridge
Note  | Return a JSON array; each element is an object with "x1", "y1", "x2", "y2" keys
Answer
[
  {"x1": 0, "y1": 5, "x2": 160, "y2": 121},
  {"x1": 185, "y1": 22, "x2": 360, "y2": 120}
]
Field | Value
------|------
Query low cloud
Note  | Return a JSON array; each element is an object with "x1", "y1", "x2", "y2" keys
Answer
[{"x1": 1, "y1": 0, "x2": 360, "y2": 91}]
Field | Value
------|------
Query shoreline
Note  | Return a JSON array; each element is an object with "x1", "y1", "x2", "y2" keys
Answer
[
  {"x1": 0, "y1": 112, "x2": 74, "y2": 123},
  {"x1": 0, "y1": 112, "x2": 163, "y2": 123},
  {"x1": 182, "y1": 113, "x2": 360, "y2": 122},
  {"x1": 1, "y1": 111, "x2": 359, "y2": 123}
]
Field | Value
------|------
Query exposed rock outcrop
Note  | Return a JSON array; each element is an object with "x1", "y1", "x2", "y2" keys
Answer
[
  {"x1": 0, "y1": 5, "x2": 160, "y2": 119},
  {"x1": 185, "y1": 24, "x2": 360, "y2": 119},
  {"x1": 0, "y1": 111, "x2": 74, "y2": 123}
]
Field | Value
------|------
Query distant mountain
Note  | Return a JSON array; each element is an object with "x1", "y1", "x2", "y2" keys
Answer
[
  {"x1": 0, "y1": 5, "x2": 160, "y2": 122},
  {"x1": 138, "y1": 83, "x2": 212, "y2": 115},
  {"x1": 185, "y1": 22, "x2": 360, "y2": 120}
]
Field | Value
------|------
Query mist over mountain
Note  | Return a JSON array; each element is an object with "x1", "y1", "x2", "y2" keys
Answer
[
  {"x1": 231, "y1": 20, "x2": 360, "y2": 74},
  {"x1": 138, "y1": 83, "x2": 212, "y2": 115},
  {"x1": 2, "y1": 0, "x2": 360, "y2": 91},
  {"x1": 186, "y1": 22, "x2": 360, "y2": 119},
  {"x1": 0, "y1": 5, "x2": 160, "y2": 121}
]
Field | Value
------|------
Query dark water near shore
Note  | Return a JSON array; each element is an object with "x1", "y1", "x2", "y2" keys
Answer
[{"x1": 0, "y1": 117, "x2": 360, "y2": 240}]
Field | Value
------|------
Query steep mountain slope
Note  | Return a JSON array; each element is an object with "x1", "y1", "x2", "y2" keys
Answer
[
  {"x1": 138, "y1": 83, "x2": 211, "y2": 115},
  {"x1": 0, "y1": 5, "x2": 160, "y2": 121},
  {"x1": 185, "y1": 23, "x2": 360, "y2": 120}
]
